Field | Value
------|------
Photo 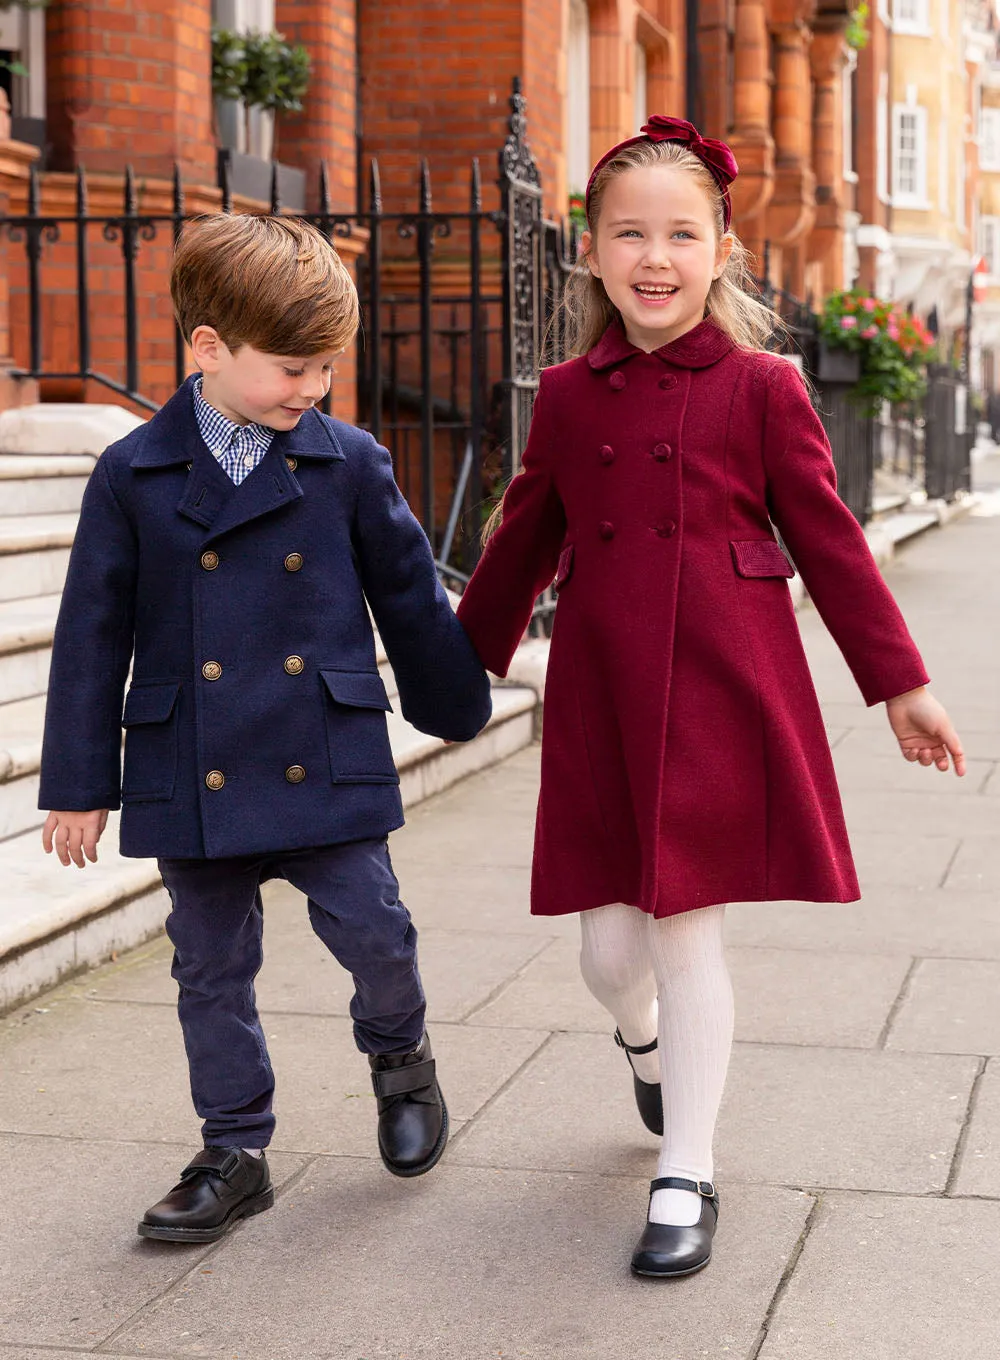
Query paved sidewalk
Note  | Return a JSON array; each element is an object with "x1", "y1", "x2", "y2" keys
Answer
[{"x1": 2, "y1": 461, "x2": 999, "y2": 1360}]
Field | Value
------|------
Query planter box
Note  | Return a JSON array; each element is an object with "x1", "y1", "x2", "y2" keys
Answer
[
  {"x1": 216, "y1": 149, "x2": 307, "y2": 213},
  {"x1": 817, "y1": 343, "x2": 862, "y2": 385}
]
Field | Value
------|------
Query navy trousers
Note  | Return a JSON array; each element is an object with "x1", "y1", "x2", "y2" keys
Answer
[{"x1": 158, "y1": 838, "x2": 425, "y2": 1148}]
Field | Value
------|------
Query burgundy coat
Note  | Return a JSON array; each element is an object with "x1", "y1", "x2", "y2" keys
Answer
[{"x1": 456, "y1": 318, "x2": 929, "y2": 918}]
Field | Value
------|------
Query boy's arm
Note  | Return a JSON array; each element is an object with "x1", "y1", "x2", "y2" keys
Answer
[
  {"x1": 456, "y1": 373, "x2": 567, "y2": 677},
  {"x1": 353, "y1": 436, "x2": 492, "y2": 743},
  {"x1": 39, "y1": 453, "x2": 138, "y2": 815}
]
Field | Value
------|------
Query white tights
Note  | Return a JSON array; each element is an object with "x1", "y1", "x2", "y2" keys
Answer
[{"x1": 579, "y1": 902, "x2": 734, "y2": 1227}]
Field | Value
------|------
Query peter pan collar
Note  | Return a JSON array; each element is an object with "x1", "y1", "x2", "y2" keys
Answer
[{"x1": 587, "y1": 316, "x2": 735, "y2": 371}]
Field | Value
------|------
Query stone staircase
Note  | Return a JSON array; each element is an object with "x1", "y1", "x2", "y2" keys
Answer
[{"x1": 0, "y1": 438, "x2": 537, "y2": 1014}]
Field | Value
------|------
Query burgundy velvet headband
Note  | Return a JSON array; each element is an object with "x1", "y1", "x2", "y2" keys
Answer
[{"x1": 584, "y1": 116, "x2": 739, "y2": 231}]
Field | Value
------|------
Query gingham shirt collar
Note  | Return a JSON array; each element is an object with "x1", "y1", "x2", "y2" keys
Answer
[{"x1": 192, "y1": 376, "x2": 274, "y2": 485}]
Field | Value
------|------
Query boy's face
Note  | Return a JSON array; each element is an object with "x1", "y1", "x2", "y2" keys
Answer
[{"x1": 191, "y1": 326, "x2": 339, "y2": 430}]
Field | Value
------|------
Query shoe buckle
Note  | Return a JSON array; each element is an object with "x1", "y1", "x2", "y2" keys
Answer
[
  {"x1": 696, "y1": 1180, "x2": 716, "y2": 1198},
  {"x1": 613, "y1": 1029, "x2": 625, "y2": 1050}
]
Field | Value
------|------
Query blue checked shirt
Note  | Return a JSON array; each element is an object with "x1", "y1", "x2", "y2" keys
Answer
[{"x1": 193, "y1": 376, "x2": 274, "y2": 485}]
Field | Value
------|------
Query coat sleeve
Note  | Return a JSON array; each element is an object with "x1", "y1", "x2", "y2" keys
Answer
[
  {"x1": 353, "y1": 434, "x2": 492, "y2": 743},
  {"x1": 38, "y1": 454, "x2": 138, "y2": 811},
  {"x1": 456, "y1": 372, "x2": 568, "y2": 677},
  {"x1": 762, "y1": 361, "x2": 930, "y2": 706}
]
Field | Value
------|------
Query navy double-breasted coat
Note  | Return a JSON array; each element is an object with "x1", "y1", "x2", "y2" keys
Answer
[
  {"x1": 457, "y1": 318, "x2": 929, "y2": 918},
  {"x1": 39, "y1": 376, "x2": 492, "y2": 859}
]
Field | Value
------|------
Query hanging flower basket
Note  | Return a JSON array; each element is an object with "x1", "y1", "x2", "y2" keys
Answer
[
  {"x1": 817, "y1": 343, "x2": 861, "y2": 384},
  {"x1": 817, "y1": 290, "x2": 936, "y2": 412}
]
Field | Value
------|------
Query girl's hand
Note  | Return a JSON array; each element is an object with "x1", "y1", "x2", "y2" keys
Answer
[
  {"x1": 885, "y1": 687, "x2": 966, "y2": 776},
  {"x1": 42, "y1": 809, "x2": 110, "y2": 868}
]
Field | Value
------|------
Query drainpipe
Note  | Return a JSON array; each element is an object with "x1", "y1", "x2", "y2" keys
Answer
[{"x1": 685, "y1": 0, "x2": 699, "y2": 124}]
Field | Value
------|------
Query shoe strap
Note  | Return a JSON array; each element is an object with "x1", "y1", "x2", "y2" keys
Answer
[
  {"x1": 181, "y1": 1147, "x2": 249, "y2": 1188},
  {"x1": 649, "y1": 1176, "x2": 716, "y2": 1199},
  {"x1": 614, "y1": 1028, "x2": 658, "y2": 1056},
  {"x1": 371, "y1": 1056, "x2": 437, "y2": 1100}
]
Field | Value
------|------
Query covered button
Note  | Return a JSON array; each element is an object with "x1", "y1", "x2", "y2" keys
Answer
[
  {"x1": 652, "y1": 443, "x2": 672, "y2": 461},
  {"x1": 599, "y1": 444, "x2": 615, "y2": 465},
  {"x1": 599, "y1": 521, "x2": 615, "y2": 541},
  {"x1": 653, "y1": 521, "x2": 677, "y2": 538},
  {"x1": 609, "y1": 371, "x2": 626, "y2": 390},
  {"x1": 659, "y1": 375, "x2": 677, "y2": 390}
]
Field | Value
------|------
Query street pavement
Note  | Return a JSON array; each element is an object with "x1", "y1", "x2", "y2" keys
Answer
[{"x1": 2, "y1": 457, "x2": 999, "y2": 1360}]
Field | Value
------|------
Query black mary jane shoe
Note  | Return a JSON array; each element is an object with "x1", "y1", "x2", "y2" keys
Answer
[
  {"x1": 369, "y1": 1034, "x2": 449, "y2": 1178},
  {"x1": 630, "y1": 1177, "x2": 720, "y2": 1278},
  {"x1": 614, "y1": 1029, "x2": 663, "y2": 1136},
  {"x1": 137, "y1": 1147, "x2": 273, "y2": 1243}
]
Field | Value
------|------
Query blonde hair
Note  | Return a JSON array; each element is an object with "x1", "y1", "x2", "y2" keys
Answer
[
  {"x1": 171, "y1": 214, "x2": 360, "y2": 356},
  {"x1": 563, "y1": 138, "x2": 779, "y2": 357}
]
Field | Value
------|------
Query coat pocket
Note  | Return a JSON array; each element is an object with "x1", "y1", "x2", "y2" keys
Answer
[
  {"x1": 121, "y1": 681, "x2": 181, "y2": 802},
  {"x1": 730, "y1": 539, "x2": 795, "y2": 579},
  {"x1": 319, "y1": 668, "x2": 399, "y2": 785},
  {"x1": 553, "y1": 543, "x2": 575, "y2": 593}
]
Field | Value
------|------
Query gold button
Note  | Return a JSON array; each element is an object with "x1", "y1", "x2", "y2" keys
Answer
[
  {"x1": 284, "y1": 654, "x2": 304, "y2": 675},
  {"x1": 284, "y1": 552, "x2": 303, "y2": 572},
  {"x1": 205, "y1": 770, "x2": 225, "y2": 790},
  {"x1": 285, "y1": 764, "x2": 306, "y2": 784},
  {"x1": 286, "y1": 457, "x2": 297, "y2": 471},
  {"x1": 200, "y1": 550, "x2": 219, "y2": 571},
  {"x1": 202, "y1": 661, "x2": 222, "y2": 681}
]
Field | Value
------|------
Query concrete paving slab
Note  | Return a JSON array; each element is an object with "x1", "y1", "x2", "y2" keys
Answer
[
  {"x1": 832, "y1": 747, "x2": 992, "y2": 795},
  {"x1": 849, "y1": 831, "x2": 960, "y2": 888},
  {"x1": 449, "y1": 1032, "x2": 976, "y2": 1193},
  {"x1": 843, "y1": 789, "x2": 1000, "y2": 836},
  {"x1": 0, "y1": 996, "x2": 549, "y2": 1154},
  {"x1": 725, "y1": 888, "x2": 1000, "y2": 960},
  {"x1": 83, "y1": 883, "x2": 549, "y2": 1024},
  {"x1": 952, "y1": 1057, "x2": 1000, "y2": 1197},
  {"x1": 469, "y1": 937, "x2": 911, "y2": 1050},
  {"x1": 114, "y1": 1158, "x2": 813, "y2": 1360},
  {"x1": 758, "y1": 1193, "x2": 1000, "y2": 1360},
  {"x1": 0, "y1": 1132, "x2": 305, "y2": 1351},
  {"x1": 943, "y1": 837, "x2": 1000, "y2": 891},
  {"x1": 886, "y1": 959, "x2": 1000, "y2": 1055}
]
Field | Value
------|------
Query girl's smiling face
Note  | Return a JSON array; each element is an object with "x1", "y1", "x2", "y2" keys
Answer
[{"x1": 582, "y1": 162, "x2": 733, "y2": 352}]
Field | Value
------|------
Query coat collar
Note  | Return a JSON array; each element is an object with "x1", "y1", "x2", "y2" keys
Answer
[
  {"x1": 128, "y1": 374, "x2": 347, "y2": 468},
  {"x1": 586, "y1": 316, "x2": 735, "y2": 371}
]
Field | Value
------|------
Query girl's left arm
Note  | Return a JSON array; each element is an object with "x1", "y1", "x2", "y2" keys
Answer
[{"x1": 762, "y1": 361, "x2": 964, "y2": 774}]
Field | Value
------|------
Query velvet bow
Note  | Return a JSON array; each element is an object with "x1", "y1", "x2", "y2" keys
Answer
[{"x1": 585, "y1": 117, "x2": 739, "y2": 230}]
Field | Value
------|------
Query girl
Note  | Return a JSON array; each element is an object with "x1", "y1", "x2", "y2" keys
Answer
[{"x1": 456, "y1": 118, "x2": 965, "y2": 1279}]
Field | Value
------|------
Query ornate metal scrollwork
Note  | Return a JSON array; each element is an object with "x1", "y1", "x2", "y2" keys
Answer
[{"x1": 499, "y1": 78, "x2": 541, "y2": 189}]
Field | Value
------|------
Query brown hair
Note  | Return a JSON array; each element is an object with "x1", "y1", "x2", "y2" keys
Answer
[
  {"x1": 171, "y1": 213, "x2": 360, "y2": 356},
  {"x1": 563, "y1": 138, "x2": 780, "y2": 357}
]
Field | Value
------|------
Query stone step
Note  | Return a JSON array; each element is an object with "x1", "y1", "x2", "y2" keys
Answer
[
  {"x1": 0, "y1": 681, "x2": 538, "y2": 1014},
  {"x1": 0, "y1": 513, "x2": 77, "y2": 603},
  {"x1": 0, "y1": 454, "x2": 94, "y2": 515},
  {"x1": 0, "y1": 593, "x2": 59, "y2": 706}
]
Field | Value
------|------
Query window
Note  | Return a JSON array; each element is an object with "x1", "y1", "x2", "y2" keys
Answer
[
  {"x1": 0, "y1": 4, "x2": 45, "y2": 149},
  {"x1": 892, "y1": 104, "x2": 929, "y2": 205},
  {"x1": 981, "y1": 107, "x2": 1000, "y2": 171},
  {"x1": 877, "y1": 77, "x2": 890, "y2": 201},
  {"x1": 633, "y1": 42, "x2": 648, "y2": 135},
  {"x1": 894, "y1": 0, "x2": 930, "y2": 33},
  {"x1": 566, "y1": 0, "x2": 591, "y2": 200},
  {"x1": 939, "y1": 121, "x2": 949, "y2": 214},
  {"x1": 212, "y1": 0, "x2": 277, "y2": 160},
  {"x1": 956, "y1": 144, "x2": 966, "y2": 229},
  {"x1": 843, "y1": 51, "x2": 858, "y2": 181}
]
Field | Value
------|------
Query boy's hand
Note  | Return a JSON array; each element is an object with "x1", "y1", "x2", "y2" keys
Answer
[
  {"x1": 885, "y1": 687, "x2": 965, "y2": 776},
  {"x1": 42, "y1": 809, "x2": 110, "y2": 868}
]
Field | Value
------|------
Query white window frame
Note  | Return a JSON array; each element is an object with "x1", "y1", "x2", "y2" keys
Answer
[
  {"x1": 980, "y1": 215, "x2": 1000, "y2": 279},
  {"x1": 892, "y1": 103, "x2": 929, "y2": 207},
  {"x1": 633, "y1": 41, "x2": 648, "y2": 136},
  {"x1": 877, "y1": 78, "x2": 890, "y2": 203},
  {"x1": 0, "y1": 5, "x2": 46, "y2": 124},
  {"x1": 843, "y1": 49, "x2": 858, "y2": 182},
  {"x1": 893, "y1": 0, "x2": 931, "y2": 35},
  {"x1": 566, "y1": 0, "x2": 591, "y2": 198},
  {"x1": 981, "y1": 106, "x2": 1000, "y2": 171}
]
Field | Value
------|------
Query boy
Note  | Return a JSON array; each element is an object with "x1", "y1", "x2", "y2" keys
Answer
[{"x1": 39, "y1": 214, "x2": 492, "y2": 1242}]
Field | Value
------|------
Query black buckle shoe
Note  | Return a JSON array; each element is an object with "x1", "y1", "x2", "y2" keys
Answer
[
  {"x1": 137, "y1": 1147, "x2": 273, "y2": 1243},
  {"x1": 614, "y1": 1029, "x2": 663, "y2": 1136},
  {"x1": 630, "y1": 1177, "x2": 719, "y2": 1278},
  {"x1": 369, "y1": 1034, "x2": 449, "y2": 1178}
]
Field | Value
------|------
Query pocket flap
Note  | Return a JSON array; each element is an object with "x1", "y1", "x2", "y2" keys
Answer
[
  {"x1": 320, "y1": 669, "x2": 393, "y2": 712},
  {"x1": 122, "y1": 681, "x2": 181, "y2": 727},
  {"x1": 730, "y1": 539, "x2": 795, "y2": 579},
  {"x1": 553, "y1": 543, "x2": 574, "y2": 592}
]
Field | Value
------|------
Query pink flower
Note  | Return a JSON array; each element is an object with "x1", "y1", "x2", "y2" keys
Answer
[
  {"x1": 840, "y1": 315, "x2": 858, "y2": 329},
  {"x1": 861, "y1": 325, "x2": 878, "y2": 339},
  {"x1": 862, "y1": 297, "x2": 877, "y2": 312},
  {"x1": 887, "y1": 324, "x2": 900, "y2": 341}
]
